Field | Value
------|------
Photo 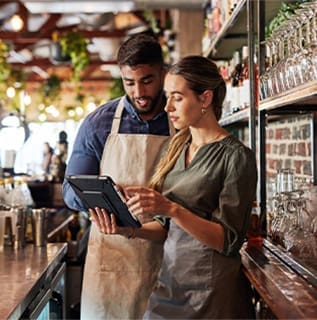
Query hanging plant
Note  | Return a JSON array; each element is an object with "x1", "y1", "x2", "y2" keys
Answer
[
  {"x1": 59, "y1": 31, "x2": 90, "y2": 83},
  {"x1": 109, "y1": 78, "x2": 124, "y2": 100},
  {"x1": 142, "y1": 10, "x2": 161, "y2": 34},
  {"x1": 0, "y1": 39, "x2": 11, "y2": 82},
  {"x1": 40, "y1": 74, "x2": 62, "y2": 105}
]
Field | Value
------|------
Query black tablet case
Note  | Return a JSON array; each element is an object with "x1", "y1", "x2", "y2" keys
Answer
[{"x1": 66, "y1": 175, "x2": 141, "y2": 228}]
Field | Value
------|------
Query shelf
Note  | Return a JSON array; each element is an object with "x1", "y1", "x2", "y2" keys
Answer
[
  {"x1": 203, "y1": 0, "x2": 292, "y2": 60},
  {"x1": 259, "y1": 80, "x2": 317, "y2": 112},
  {"x1": 241, "y1": 242, "x2": 317, "y2": 319},
  {"x1": 203, "y1": 0, "x2": 247, "y2": 59},
  {"x1": 219, "y1": 108, "x2": 250, "y2": 126}
]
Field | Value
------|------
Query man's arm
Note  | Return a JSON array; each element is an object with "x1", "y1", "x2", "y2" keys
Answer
[{"x1": 62, "y1": 118, "x2": 102, "y2": 211}]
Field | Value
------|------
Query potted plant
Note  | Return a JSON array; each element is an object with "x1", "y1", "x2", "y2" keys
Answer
[
  {"x1": 59, "y1": 31, "x2": 90, "y2": 83},
  {"x1": 50, "y1": 31, "x2": 71, "y2": 64},
  {"x1": 0, "y1": 39, "x2": 12, "y2": 99},
  {"x1": 40, "y1": 74, "x2": 62, "y2": 105}
]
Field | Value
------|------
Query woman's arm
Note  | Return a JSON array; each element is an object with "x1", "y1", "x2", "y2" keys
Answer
[
  {"x1": 125, "y1": 186, "x2": 225, "y2": 252},
  {"x1": 89, "y1": 207, "x2": 167, "y2": 242}
]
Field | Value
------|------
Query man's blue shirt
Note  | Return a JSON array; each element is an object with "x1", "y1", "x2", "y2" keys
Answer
[{"x1": 63, "y1": 95, "x2": 170, "y2": 211}]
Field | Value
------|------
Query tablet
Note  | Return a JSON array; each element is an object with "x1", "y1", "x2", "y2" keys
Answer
[{"x1": 66, "y1": 175, "x2": 141, "y2": 228}]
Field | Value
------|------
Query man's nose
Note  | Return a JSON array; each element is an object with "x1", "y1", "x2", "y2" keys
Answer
[{"x1": 134, "y1": 83, "x2": 145, "y2": 97}]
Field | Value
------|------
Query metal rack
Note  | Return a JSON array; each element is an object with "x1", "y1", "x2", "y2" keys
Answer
[{"x1": 204, "y1": 0, "x2": 317, "y2": 296}]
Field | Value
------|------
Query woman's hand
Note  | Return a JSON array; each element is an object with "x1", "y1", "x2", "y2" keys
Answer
[
  {"x1": 124, "y1": 186, "x2": 176, "y2": 219},
  {"x1": 89, "y1": 207, "x2": 136, "y2": 238}
]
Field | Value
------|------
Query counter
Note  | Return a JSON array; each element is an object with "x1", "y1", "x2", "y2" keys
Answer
[
  {"x1": 0, "y1": 243, "x2": 67, "y2": 320},
  {"x1": 241, "y1": 240, "x2": 317, "y2": 319}
]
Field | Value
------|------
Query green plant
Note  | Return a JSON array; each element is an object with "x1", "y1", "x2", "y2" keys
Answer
[
  {"x1": 0, "y1": 39, "x2": 11, "y2": 82},
  {"x1": 59, "y1": 31, "x2": 90, "y2": 82},
  {"x1": 41, "y1": 74, "x2": 62, "y2": 105},
  {"x1": 265, "y1": 1, "x2": 304, "y2": 38},
  {"x1": 109, "y1": 78, "x2": 124, "y2": 100},
  {"x1": 143, "y1": 10, "x2": 161, "y2": 34}
]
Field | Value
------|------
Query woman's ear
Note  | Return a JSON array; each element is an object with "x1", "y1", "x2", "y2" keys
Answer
[{"x1": 200, "y1": 90, "x2": 213, "y2": 105}]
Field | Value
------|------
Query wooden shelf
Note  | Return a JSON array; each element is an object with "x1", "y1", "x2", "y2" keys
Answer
[
  {"x1": 219, "y1": 108, "x2": 250, "y2": 126},
  {"x1": 241, "y1": 241, "x2": 317, "y2": 319},
  {"x1": 203, "y1": 0, "x2": 247, "y2": 58},
  {"x1": 259, "y1": 80, "x2": 317, "y2": 112}
]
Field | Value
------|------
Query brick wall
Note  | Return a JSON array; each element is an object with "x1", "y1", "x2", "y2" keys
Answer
[
  {"x1": 265, "y1": 114, "x2": 312, "y2": 179},
  {"x1": 228, "y1": 114, "x2": 312, "y2": 180}
]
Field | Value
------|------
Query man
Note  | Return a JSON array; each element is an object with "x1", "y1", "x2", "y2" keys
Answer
[{"x1": 62, "y1": 33, "x2": 174, "y2": 319}]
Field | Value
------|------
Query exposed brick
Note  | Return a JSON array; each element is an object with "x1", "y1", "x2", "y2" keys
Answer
[
  {"x1": 297, "y1": 142, "x2": 306, "y2": 157},
  {"x1": 283, "y1": 127, "x2": 291, "y2": 139},
  {"x1": 275, "y1": 128, "x2": 283, "y2": 139},
  {"x1": 276, "y1": 159, "x2": 283, "y2": 170},
  {"x1": 292, "y1": 126, "x2": 301, "y2": 139},
  {"x1": 303, "y1": 160, "x2": 312, "y2": 176},
  {"x1": 268, "y1": 159, "x2": 276, "y2": 170},
  {"x1": 284, "y1": 159, "x2": 292, "y2": 169},
  {"x1": 301, "y1": 124, "x2": 311, "y2": 139},
  {"x1": 266, "y1": 143, "x2": 271, "y2": 154},
  {"x1": 279, "y1": 144, "x2": 286, "y2": 155},
  {"x1": 293, "y1": 160, "x2": 302, "y2": 174},
  {"x1": 267, "y1": 128, "x2": 274, "y2": 139},
  {"x1": 288, "y1": 143, "x2": 295, "y2": 156}
]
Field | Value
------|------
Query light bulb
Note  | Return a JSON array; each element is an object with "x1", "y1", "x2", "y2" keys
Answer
[{"x1": 10, "y1": 14, "x2": 24, "y2": 32}]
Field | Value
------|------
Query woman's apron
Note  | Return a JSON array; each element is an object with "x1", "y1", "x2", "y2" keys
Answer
[{"x1": 81, "y1": 98, "x2": 174, "y2": 320}]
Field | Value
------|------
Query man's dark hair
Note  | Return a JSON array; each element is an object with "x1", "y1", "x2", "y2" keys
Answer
[{"x1": 117, "y1": 33, "x2": 164, "y2": 67}]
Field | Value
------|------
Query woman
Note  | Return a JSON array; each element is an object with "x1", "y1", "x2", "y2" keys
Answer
[
  {"x1": 41, "y1": 142, "x2": 54, "y2": 174},
  {"x1": 91, "y1": 56, "x2": 257, "y2": 319}
]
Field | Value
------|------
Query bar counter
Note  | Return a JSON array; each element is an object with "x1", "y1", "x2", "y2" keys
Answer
[
  {"x1": 241, "y1": 240, "x2": 317, "y2": 319},
  {"x1": 0, "y1": 243, "x2": 67, "y2": 320}
]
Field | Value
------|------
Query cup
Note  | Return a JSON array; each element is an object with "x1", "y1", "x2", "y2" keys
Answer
[
  {"x1": 11, "y1": 207, "x2": 27, "y2": 249},
  {"x1": 32, "y1": 208, "x2": 48, "y2": 247},
  {"x1": 276, "y1": 168, "x2": 295, "y2": 193},
  {"x1": 0, "y1": 211, "x2": 7, "y2": 251}
]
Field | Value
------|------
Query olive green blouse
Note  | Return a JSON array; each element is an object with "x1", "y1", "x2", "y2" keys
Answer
[{"x1": 160, "y1": 134, "x2": 257, "y2": 256}]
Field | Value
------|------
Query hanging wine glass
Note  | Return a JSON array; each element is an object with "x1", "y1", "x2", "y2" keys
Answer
[
  {"x1": 283, "y1": 19, "x2": 301, "y2": 90},
  {"x1": 294, "y1": 7, "x2": 317, "y2": 82},
  {"x1": 259, "y1": 38, "x2": 273, "y2": 99},
  {"x1": 300, "y1": 0, "x2": 317, "y2": 79}
]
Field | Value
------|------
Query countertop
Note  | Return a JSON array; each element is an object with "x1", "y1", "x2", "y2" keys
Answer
[
  {"x1": 0, "y1": 243, "x2": 68, "y2": 320},
  {"x1": 241, "y1": 240, "x2": 317, "y2": 319}
]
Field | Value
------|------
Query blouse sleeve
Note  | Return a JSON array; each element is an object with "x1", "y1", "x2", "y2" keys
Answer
[{"x1": 212, "y1": 146, "x2": 257, "y2": 256}]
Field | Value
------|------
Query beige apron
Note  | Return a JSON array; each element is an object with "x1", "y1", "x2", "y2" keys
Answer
[{"x1": 81, "y1": 98, "x2": 174, "y2": 320}]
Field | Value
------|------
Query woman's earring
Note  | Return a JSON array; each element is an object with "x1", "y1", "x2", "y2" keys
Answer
[{"x1": 201, "y1": 108, "x2": 207, "y2": 115}]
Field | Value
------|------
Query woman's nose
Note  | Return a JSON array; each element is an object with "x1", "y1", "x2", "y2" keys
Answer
[{"x1": 164, "y1": 100, "x2": 175, "y2": 112}]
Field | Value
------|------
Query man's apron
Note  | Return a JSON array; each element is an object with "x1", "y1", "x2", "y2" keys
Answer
[{"x1": 81, "y1": 98, "x2": 174, "y2": 319}]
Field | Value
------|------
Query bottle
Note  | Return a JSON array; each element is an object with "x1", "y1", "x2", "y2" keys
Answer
[
  {"x1": 66, "y1": 212, "x2": 82, "y2": 241},
  {"x1": 239, "y1": 46, "x2": 249, "y2": 110},
  {"x1": 3, "y1": 177, "x2": 13, "y2": 207},
  {"x1": 247, "y1": 201, "x2": 263, "y2": 247},
  {"x1": 231, "y1": 50, "x2": 242, "y2": 113}
]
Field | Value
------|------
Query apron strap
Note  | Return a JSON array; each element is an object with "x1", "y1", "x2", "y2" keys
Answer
[
  {"x1": 110, "y1": 97, "x2": 125, "y2": 134},
  {"x1": 111, "y1": 97, "x2": 176, "y2": 136}
]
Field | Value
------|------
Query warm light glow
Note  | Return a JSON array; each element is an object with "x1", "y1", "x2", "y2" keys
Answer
[
  {"x1": 10, "y1": 14, "x2": 24, "y2": 32},
  {"x1": 38, "y1": 103, "x2": 45, "y2": 111},
  {"x1": 24, "y1": 94, "x2": 32, "y2": 106},
  {"x1": 75, "y1": 106, "x2": 84, "y2": 116},
  {"x1": 38, "y1": 113, "x2": 47, "y2": 121},
  {"x1": 68, "y1": 109, "x2": 76, "y2": 117},
  {"x1": 6, "y1": 87, "x2": 16, "y2": 98},
  {"x1": 86, "y1": 101, "x2": 97, "y2": 113}
]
